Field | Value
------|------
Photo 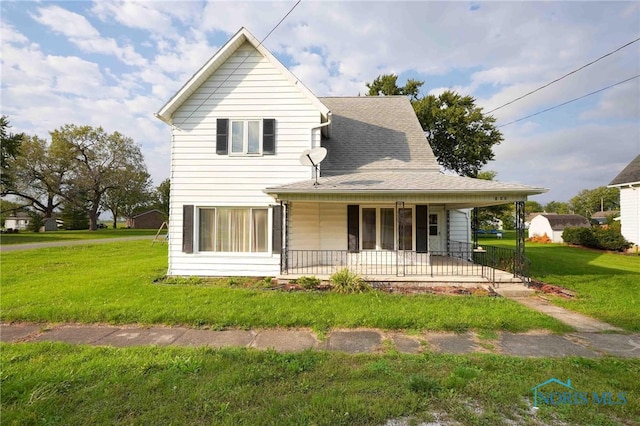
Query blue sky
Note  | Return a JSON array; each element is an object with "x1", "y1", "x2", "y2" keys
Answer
[{"x1": 2, "y1": 1, "x2": 639, "y2": 205}]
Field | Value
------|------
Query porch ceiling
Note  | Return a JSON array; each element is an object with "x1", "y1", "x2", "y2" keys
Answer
[{"x1": 264, "y1": 171, "x2": 547, "y2": 207}]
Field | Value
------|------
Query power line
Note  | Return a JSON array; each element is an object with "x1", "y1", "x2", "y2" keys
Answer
[
  {"x1": 497, "y1": 74, "x2": 640, "y2": 128},
  {"x1": 486, "y1": 37, "x2": 640, "y2": 114},
  {"x1": 175, "y1": 0, "x2": 302, "y2": 127}
]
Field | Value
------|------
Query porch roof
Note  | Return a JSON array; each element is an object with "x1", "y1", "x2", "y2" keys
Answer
[{"x1": 264, "y1": 171, "x2": 547, "y2": 203}]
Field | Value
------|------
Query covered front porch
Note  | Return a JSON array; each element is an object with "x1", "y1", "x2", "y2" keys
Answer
[
  {"x1": 265, "y1": 170, "x2": 538, "y2": 287},
  {"x1": 280, "y1": 242, "x2": 529, "y2": 287}
]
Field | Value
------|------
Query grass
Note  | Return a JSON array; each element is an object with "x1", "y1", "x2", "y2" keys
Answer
[
  {"x1": 482, "y1": 231, "x2": 640, "y2": 331},
  {"x1": 0, "y1": 228, "x2": 163, "y2": 245},
  {"x1": 1, "y1": 342, "x2": 638, "y2": 425},
  {"x1": 0, "y1": 241, "x2": 570, "y2": 333}
]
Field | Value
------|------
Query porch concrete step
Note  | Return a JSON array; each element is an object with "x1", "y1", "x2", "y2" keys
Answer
[{"x1": 491, "y1": 283, "x2": 535, "y2": 297}]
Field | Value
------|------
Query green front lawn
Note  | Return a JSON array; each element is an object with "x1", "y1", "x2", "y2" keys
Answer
[
  {"x1": 484, "y1": 231, "x2": 640, "y2": 331},
  {"x1": 2, "y1": 342, "x2": 638, "y2": 425},
  {"x1": 0, "y1": 228, "x2": 162, "y2": 245},
  {"x1": 0, "y1": 241, "x2": 569, "y2": 333}
]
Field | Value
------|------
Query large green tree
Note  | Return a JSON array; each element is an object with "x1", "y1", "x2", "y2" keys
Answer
[
  {"x1": 544, "y1": 201, "x2": 571, "y2": 214},
  {"x1": 52, "y1": 125, "x2": 148, "y2": 231},
  {"x1": 3, "y1": 135, "x2": 71, "y2": 218},
  {"x1": 0, "y1": 116, "x2": 24, "y2": 189},
  {"x1": 366, "y1": 74, "x2": 503, "y2": 177},
  {"x1": 102, "y1": 169, "x2": 153, "y2": 228},
  {"x1": 569, "y1": 186, "x2": 619, "y2": 219}
]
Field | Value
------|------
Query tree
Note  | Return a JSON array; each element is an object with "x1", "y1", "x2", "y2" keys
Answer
[
  {"x1": 366, "y1": 75, "x2": 503, "y2": 177},
  {"x1": 569, "y1": 186, "x2": 619, "y2": 219},
  {"x1": 366, "y1": 74, "x2": 423, "y2": 100},
  {"x1": 3, "y1": 135, "x2": 71, "y2": 218},
  {"x1": 544, "y1": 201, "x2": 571, "y2": 214},
  {"x1": 51, "y1": 125, "x2": 148, "y2": 231},
  {"x1": 525, "y1": 201, "x2": 543, "y2": 214},
  {"x1": 102, "y1": 169, "x2": 153, "y2": 228},
  {"x1": 474, "y1": 171, "x2": 513, "y2": 229},
  {"x1": 60, "y1": 202, "x2": 89, "y2": 230},
  {"x1": 0, "y1": 116, "x2": 24, "y2": 189},
  {"x1": 413, "y1": 91, "x2": 502, "y2": 177},
  {"x1": 152, "y1": 178, "x2": 170, "y2": 219}
]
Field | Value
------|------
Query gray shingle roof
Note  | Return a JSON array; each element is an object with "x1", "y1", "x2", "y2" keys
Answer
[
  {"x1": 265, "y1": 171, "x2": 547, "y2": 195},
  {"x1": 537, "y1": 214, "x2": 590, "y2": 230},
  {"x1": 318, "y1": 96, "x2": 440, "y2": 174},
  {"x1": 609, "y1": 154, "x2": 640, "y2": 186}
]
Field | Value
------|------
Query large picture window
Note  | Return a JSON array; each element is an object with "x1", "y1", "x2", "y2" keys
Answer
[{"x1": 198, "y1": 207, "x2": 268, "y2": 252}]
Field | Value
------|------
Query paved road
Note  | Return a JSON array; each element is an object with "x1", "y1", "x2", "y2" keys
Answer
[
  {"x1": 0, "y1": 235, "x2": 157, "y2": 252},
  {"x1": 2, "y1": 323, "x2": 639, "y2": 357}
]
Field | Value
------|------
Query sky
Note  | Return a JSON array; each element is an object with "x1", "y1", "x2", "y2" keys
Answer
[{"x1": 1, "y1": 0, "x2": 639, "y2": 205}]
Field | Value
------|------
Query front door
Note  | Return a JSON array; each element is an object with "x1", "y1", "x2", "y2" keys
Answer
[{"x1": 428, "y1": 210, "x2": 443, "y2": 252}]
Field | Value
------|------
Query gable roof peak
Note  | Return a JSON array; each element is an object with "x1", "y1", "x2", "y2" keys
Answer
[{"x1": 156, "y1": 27, "x2": 329, "y2": 125}]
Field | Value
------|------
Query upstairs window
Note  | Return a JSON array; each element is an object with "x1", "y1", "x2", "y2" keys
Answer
[{"x1": 217, "y1": 118, "x2": 275, "y2": 155}]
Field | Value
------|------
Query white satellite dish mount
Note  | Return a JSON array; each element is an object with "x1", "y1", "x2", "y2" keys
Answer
[{"x1": 299, "y1": 147, "x2": 327, "y2": 186}]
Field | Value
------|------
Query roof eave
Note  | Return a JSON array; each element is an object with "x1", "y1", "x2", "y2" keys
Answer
[{"x1": 263, "y1": 188, "x2": 548, "y2": 196}]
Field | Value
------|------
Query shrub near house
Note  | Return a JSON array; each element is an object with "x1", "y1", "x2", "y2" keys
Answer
[{"x1": 562, "y1": 225, "x2": 631, "y2": 252}]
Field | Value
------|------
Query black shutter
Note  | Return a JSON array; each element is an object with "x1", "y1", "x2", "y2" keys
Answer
[
  {"x1": 216, "y1": 119, "x2": 228, "y2": 155},
  {"x1": 272, "y1": 205, "x2": 282, "y2": 253},
  {"x1": 347, "y1": 205, "x2": 359, "y2": 253},
  {"x1": 182, "y1": 205, "x2": 194, "y2": 253},
  {"x1": 263, "y1": 118, "x2": 276, "y2": 155},
  {"x1": 416, "y1": 205, "x2": 428, "y2": 253}
]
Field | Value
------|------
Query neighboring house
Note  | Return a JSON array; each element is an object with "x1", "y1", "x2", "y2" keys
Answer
[
  {"x1": 126, "y1": 209, "x2": 166, "y2": 229},
  {"x1": 4, "y1": 212, "x2": 30, "y2": 230},
  {"x1": 608, "y1": 154, "x2": 640, "y2": 247},
  {"x1": 590, "y1": 210, "x2": 619, "y2": 225},
  {"x1": 156, "y1": 27, "x2": 547, "y2": 278},
  {"x1": 528, "y1": 214, "x2": 590, "y2": 243}
]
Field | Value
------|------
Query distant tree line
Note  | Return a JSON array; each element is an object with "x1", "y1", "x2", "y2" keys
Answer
[{"x1": 1, "y1": 116, "x2": 169, "y2": 231}]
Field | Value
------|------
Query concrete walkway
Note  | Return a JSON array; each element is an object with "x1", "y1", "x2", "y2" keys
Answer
[
  {"x1": 0, "y1": 235, "x2": 155, "y2": 252},
  {"x1": 2, "y1": 323, "x2": 639, "y2": 358},
  {"x1": 503, "y1": 294, "x2": 623, "y2": 332}
]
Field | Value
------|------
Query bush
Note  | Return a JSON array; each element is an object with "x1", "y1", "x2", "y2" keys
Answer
[
  {"x1": 329, "y1": 268, "x2": 370, "y2": 294},
  {"x1": 593, "y1": 227, "x2": 631, "y2": 251},
  {"x1": 562, "y1": 226, "x2": 630, "y2": 252},
  {"x1": 562, "y1": 227, "x2": 598, "y2": 248},
  {"x1": 27, "y1": 212, "x2": 44, "y2": 232},
  {"x1": 292, "y1": 276, "x2": 321, "y2": 289}
]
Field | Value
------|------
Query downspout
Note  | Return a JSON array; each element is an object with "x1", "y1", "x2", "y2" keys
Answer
[{"x1": 309, "y1": 111, "x2": 332, "y2": 179}]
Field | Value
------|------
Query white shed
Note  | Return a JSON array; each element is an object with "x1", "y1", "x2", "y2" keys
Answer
[{"x1": 528, "y1": 214, "x2": 590, "y2": 243}]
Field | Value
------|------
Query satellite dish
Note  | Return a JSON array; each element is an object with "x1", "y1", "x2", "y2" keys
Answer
[
  {"x1": 299, "y1": 147, "x2": 327, "y2": 186},
  {"x1": 299, "y1": 147, "x2": 327, "y2": 167}
]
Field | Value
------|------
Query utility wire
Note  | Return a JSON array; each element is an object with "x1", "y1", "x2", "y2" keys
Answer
[
  {"x1": 497, "y1": 74, "x2": 640, "y2": 128},
  {"x1": 175, "y1": 0, "x2": 302, "y2": 127},
  {"x1": 486, "y1": 37, "x2": 640, "y2": 114}
]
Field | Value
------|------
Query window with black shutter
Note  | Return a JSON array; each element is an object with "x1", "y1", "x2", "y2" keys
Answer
[
  {"x1": 182, "y1": 204, "x2": 194, "y2": 253},
  {"x1": 347, "y1": 205, "x2": 359, "y2": 252},
  {"x1": 263, "y1": 118, "x2": 276, "y2": 155},
  {"x1": 216, "y1": 119, "x2": 228, "y2": 155}
]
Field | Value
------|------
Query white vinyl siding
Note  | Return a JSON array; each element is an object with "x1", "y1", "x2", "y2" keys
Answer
[
  {"x1": 449, "y1": 209, "x2": 472, "y2": 243},
  {"x1": 168, "y1": 41, "x2": 323, "y2": 276},
  {"x1": 619, "y1": 187, "x2": 639, "y2": 245}
]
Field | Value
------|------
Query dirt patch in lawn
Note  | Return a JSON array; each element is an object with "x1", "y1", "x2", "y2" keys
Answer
[{"x1": 528, "y1": 280, "x2": 576, "y2": 299}]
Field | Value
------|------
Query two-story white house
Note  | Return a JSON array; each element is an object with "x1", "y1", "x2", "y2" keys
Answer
[{"x1": 156, "y1": 27, "x2": 546, "y2": 280}]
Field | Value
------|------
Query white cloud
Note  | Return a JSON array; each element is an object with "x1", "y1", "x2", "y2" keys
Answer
[{"x1": 31, "y1": 5, "x2": 147, "y2": 66}]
